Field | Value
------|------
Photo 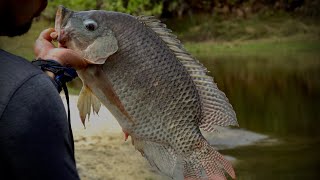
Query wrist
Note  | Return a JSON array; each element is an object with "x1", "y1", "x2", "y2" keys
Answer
[
  {"x1": 31, "y1": 59, "x2": 78, "y2": 92},
  {"x1": 44, "y1": 70, "x2": 55, "y2": 79}
]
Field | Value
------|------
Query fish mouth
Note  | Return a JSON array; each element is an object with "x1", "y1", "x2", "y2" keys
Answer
[
  {"x1": 58, "y1": 40, "x2": 68, "y2": 48},
  {"x1": 55, "y1": 5, "x2": 73, "y2": 48},
  {"x1": 56, "y1": 29, "x2": 69, "y2": 48}
]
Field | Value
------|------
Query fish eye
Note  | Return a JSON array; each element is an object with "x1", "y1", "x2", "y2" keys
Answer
[{"x1": 83, "y1": 19, "x2": 98, "y2": 31}]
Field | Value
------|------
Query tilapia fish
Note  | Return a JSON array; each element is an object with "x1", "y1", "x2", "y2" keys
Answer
[{"x1": 55, "y1": 5, "x2": 238, "y2": 180}]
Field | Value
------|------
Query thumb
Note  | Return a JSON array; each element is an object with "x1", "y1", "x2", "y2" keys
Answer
[{"x1": 34, "y1": 28, "x2": 56, "y2": 58}]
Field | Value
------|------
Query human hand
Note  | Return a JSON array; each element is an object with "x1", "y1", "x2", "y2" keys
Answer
[{"x1": 34, "y1": 28, "x2": 88, "y2": 69}]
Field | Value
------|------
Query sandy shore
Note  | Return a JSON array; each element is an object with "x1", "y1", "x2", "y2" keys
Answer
[{"x1": 62, "y1": 95, "x2": 268, "y2": 180}]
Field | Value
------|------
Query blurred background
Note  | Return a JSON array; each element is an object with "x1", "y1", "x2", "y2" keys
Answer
[{"x1": 0, "y1": 0, "x2": 319, "y2": 179}]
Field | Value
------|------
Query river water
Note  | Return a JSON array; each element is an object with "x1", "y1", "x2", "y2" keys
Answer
[{"x1": 201, "y1": 56, "x2": 320, "y2": 180}]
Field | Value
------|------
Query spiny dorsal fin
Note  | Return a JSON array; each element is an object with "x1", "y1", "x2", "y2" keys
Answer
[{"x1": 136, "y1": 15, "x2": 238, "y2": 131}]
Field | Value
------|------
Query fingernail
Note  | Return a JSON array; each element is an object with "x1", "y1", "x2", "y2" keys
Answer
[{"x1": 50, "y1": 32, "x2": 58, "y2": 40}]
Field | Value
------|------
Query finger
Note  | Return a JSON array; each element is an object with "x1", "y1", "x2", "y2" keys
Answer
[
  {"x1": 50, "y1": 32, "x2": 58, "y2": 40},
  {"x1": 34, "y1": 28, "x2": 56, "y2": 57},
  {"x1": 39, "y1": 28, "x2": 55, "y2": 41}
]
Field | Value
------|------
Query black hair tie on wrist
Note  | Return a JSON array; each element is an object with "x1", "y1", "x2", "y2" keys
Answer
[
  {"x1": 31, "y1": 59, "x2": 78, "y2": 92},
  {"x1": 31, "y1": 59, "x2": 78, "y2": 156}
]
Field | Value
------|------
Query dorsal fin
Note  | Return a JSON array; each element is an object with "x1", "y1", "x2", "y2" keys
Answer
[{"x1": 136, "y1": 15, "x2": 238, "y2": 131}]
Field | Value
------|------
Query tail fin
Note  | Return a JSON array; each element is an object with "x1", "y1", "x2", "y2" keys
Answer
[{"x1": 183, "y1": 140, "x2": 236, "y2": 180}]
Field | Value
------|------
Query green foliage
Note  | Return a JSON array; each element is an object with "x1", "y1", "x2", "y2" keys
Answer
[
  {"x1": 42, "y1": 0, "x2": 320, "y2": 21},
  {"x1": 125, "y1": 0, "x2": 162, "y2": 15},
  {"x1": 296, "y1": 0, "x2": 320, "y2": 18},
  {"x1": 43, "y1": 0, "x2": 162, "y2": 20},
  {"x1": 41, "y1": 0, "x2": 317, "y2": 21},
  {"x1": 43, "y1": 0, "x2": 96, "y2": 20}
]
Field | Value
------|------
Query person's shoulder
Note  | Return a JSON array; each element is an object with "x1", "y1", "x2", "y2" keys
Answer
[
  {"x1": 0, "y1": 49, "x2": 44, "y2": 92},
  {"x1": 0, "y1": 49, "x2": 41, "y2": 75},
  {"x1": 0, "y1": 49, "x2": 52, "y2": 116}
]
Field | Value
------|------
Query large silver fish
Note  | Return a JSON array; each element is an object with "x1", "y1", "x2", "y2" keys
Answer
[{"x1": 55, "y1": 6, "x2": 238, "y2": 180}]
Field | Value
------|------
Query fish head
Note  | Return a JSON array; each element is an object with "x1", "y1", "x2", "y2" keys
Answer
[{"x1": 55, "y1": 6, "x2": 118, "y2": 64}]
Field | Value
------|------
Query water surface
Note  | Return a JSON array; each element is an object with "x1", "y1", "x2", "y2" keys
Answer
[{"x1": 201, "y1": 56, "x2": 320, "y2": 180}]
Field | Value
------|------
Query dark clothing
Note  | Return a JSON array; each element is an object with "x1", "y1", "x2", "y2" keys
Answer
[{"x1": 0, "y1": 49, "x2": 79, "y2": 179}]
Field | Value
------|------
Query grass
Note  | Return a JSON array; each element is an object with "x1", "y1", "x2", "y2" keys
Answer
[
  {"x1": 184, "y1": 34, "x2": 320, "y2": 69},
  {"x1": 165, "y1": 12, "x2": 320, "y2": 42}
]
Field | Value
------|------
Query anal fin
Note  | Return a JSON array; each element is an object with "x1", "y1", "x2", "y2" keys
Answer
[
  {"x1": 77, "y1": 85, "x2": 101, "y2": 126},
  {"x1": 132, "y1": 138, "x2": 179, "y2": 179}
]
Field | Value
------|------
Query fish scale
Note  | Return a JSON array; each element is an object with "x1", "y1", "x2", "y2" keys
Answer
[
  {"x1": 55, "y1": 6, "x2": 237, "y2": 179},
  {"x1": 105, "y1": 28, "x2": 202, "y2": 146},
  {"x1": 104, "y1": 15, "x2": 199, "y2": 127}
]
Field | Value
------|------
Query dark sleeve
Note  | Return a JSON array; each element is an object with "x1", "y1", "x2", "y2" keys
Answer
[{"x1": 0, "y1": 73, "x2": 80, "y2": 180}]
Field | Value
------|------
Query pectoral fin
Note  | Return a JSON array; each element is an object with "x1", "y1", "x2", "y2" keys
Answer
[{"x1": 77, "y1": 85, "x2": 101, "y2": 126}]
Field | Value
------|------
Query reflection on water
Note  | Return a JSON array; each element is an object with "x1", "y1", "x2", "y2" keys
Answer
[
  {"x1": 224, "y1": 140, "x2": 320, "y2": 180},
  {"x1": 201, "y1": 56, "x2": 320, "y2": 180}
]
